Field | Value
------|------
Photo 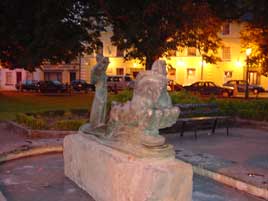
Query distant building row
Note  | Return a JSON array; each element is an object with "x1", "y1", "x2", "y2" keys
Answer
[{"x1": 1, "y1": 22, "x2": 267, "y2": 90}]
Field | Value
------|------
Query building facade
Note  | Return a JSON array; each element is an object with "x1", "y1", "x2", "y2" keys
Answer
[
  {"x1": 0, "y1": 67, "x2": 41, "y2": 90},
  {"x1": 1, "y1": 22, "x2": 267, "y2": 91},
  {"x1": 0, "y1": 63, "x2": 80, "y2": 90},
  {"x1": 81, "y1": 22, "x2": 268, "y2": 90}
]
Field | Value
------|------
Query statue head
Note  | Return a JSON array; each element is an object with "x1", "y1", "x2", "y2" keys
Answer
[
  {"x1": 151, "y1": 60, "x2": 167, "y2": 76},
  {"x1": 96, "y1": 54, "x2": 103, "y2": 63}
]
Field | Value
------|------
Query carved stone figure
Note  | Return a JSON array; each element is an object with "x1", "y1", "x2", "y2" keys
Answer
[
  {"x1": 107, "y1": 60, "x2": 180, "y2": 149},
  {"x1": 80, "y1": 59, "x2": 179, "y2": 158},
  {"x1": 80, "y1": 54, "x2": 109, "y2": 135},
  {"x1": 90, "y1": 54, "x2": 109, "y2": 128}
]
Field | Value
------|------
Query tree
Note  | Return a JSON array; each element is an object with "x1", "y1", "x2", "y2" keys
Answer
[
  {"x1": 98, "y1": 0, "x2": 240, "y2": 70},
  {"x1": 179, "y1": 2, "x2": 223, "y2": 80},
  {"x1": 241, "y1": 26, "x2": 268, "y2": 76},
  {"x1": 0, "y1": 0, "x2": 102, "y2": 71},
  {"x1": 240, "y1": 0, "x2": 268, "y2": 76}
]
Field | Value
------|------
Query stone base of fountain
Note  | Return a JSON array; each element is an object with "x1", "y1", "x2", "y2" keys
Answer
[{"x1": 64, "y1": 133, "x2": 193, "y2": 201}]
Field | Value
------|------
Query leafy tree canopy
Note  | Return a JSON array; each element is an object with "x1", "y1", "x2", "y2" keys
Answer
[
  {"x1": 98, "y1": 0, "x2": 240, "y2": 69},
  {"x1": 240, "y1": 0, "x2": 268, "y2": 76},
  {"x1": 0, "y1": 0, "x2": 102, "y2": 71}
]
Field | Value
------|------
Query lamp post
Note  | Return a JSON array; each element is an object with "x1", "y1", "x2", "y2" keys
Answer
[
  {"x1": 78, "y1": 53, "x2": 82, "y2": 81},
  {"x1": 245, "y1": 48, "x2": 252, "y2": 99}
]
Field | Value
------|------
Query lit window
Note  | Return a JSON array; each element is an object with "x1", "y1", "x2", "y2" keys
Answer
[
  {"x1": 187, "y1": 68, "x2": 196, "y2": 80},
  {"x1": 222, "y1": 47, "x2": 231, "y2": 61},
  {"x1": 5, "y1": 72, "x2": 12, "y2": 85},
  {"x1": 224, "y1": 71, "x2": 232, "y2": 83},
  {"x1": 222, "y1": 23, "x2": 230, "y2": 35},
  {"x1": 168, "y1": 68, "x2": 176, "y2": 76},
  {"x1": 187, "y1": 47, "x2": 196, "y2": 56},
  {"x1": 167, "y1": 50, "x2": 176, "y2": 57},
  {"x1": 248, "y1": 71, "x2": 259, "y2": 85},
  {"x1": 116, "y1": 68, "x2": 124, "y2": 75},
  {"x1": 224, "y1": 71, "x2": 232, "y2": 78}
]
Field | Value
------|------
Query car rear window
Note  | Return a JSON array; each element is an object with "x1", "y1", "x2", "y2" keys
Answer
[{"x1": 125, "y1": 76, "x2": 132, "y2": 81}]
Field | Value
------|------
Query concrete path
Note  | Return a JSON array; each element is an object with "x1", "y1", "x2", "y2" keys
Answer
[
  {"x1": 165, "y1": 127, "x2": 268, "y2": 199},
  {"x1": 0, "y1": 154, "x2": 263, "y2": 201}
]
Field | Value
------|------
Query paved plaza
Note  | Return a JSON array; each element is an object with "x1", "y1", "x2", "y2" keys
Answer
[
  {"x1": 0, "y1": 121, "x2": 267, "y2": 200},
  {"x1": 166, "y1": 127, "x2": 268, "y2": 191},
  {"x1": 0, "y1": 154, "x2": 263, "y2": 201}
]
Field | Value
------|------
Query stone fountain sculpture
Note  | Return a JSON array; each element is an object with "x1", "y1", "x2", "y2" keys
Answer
[
  {"x1": 64, "y1": 58, "x2": 192, "y2": 201},
  {"x1": 80, "y1": 58, "x2": 180, "y2": 158}
]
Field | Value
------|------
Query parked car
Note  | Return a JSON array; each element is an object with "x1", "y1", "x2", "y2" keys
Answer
[
  {"x1": 183, "y1": 81, "x2": 233, "y2": 97},
  {"x1": 39, "y1": 80, "x2": 67, "y2": 93},
  {"x1": 223, "y1": 80, "x2": 265, "y2": 94},
  {"x1": 107, "y1": 75, "x2": 134, "y2": 92},
  {"x1": 70, "y1": 80, "x2": 95, "y2": 92},
  {"x1": 167, "y1": 80, "x2": 183, "y2": 91},
  {"x1": 15, "y1": 80, "x2": 40, "y2": 92}
]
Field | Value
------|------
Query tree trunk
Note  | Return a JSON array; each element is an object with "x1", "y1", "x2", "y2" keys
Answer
[{"x1": 145, "y1": 55, "x2": 157, "y2": 70}]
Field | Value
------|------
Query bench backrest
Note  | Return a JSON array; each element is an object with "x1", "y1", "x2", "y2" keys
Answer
[{"x1": 175, "y1": 103, "x2": 223, "y2": 118}]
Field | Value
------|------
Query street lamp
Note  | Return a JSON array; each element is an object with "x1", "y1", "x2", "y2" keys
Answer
[{"x1": 245, "y1": 48, "x2": 252, "y2": 99}]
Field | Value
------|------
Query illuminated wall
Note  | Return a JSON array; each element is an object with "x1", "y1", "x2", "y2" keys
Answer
[{"x1": 81, "y1": 22, "x2": 268, "y2": 89}]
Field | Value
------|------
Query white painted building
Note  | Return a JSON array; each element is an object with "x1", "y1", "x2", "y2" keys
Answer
[{"x1": 0, "y1": 67, "x2": 42, "y2": 90}]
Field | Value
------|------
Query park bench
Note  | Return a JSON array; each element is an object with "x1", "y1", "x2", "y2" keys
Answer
[{"x1": 174, "y1": 103, "x2": 231, "y2": 139}]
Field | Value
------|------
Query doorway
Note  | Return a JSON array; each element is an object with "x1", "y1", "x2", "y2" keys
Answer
[
  {"x1": 70, "y1": 72, "x2": 76, "y2": 82},
  {"x1": 16, "y1": 72, "x2": 22, "y2": 84}
]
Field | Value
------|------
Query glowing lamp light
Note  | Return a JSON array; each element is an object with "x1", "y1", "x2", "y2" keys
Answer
[
  {"x1": 200, "y1": 61, "x2": 206, "y2": 66},
  {"x1": 133, "y1": 62, "x2": 138, "y2": 68},
  {"x1": 235, "y1": 60, "x2": 242, "y2": 67},
  {"x1": 246, "y1": 48, "x2": 252, "y2": 56}
]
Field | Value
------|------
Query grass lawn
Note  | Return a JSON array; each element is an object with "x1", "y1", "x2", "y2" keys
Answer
[{"x1": 0, "y1": 91, "x2": 94, "y2": 120}]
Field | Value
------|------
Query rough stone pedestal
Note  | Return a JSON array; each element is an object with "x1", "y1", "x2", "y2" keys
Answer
[{"x1": 64, "y1": 134, "x2": 193, "y2": 201}]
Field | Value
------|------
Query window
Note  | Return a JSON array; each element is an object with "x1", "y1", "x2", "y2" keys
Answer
[
  {"x1": 248, "y1": 71, "x2": 259, "y2": 85},
  {"x1": 222, "y1": 47, "x2": 231, "y2": 61},
  {"x1": 187, "y1": 68, "x2": 196, "y2": 82},
  {"x1": 5, "y1": 72, "x2": 12, "y2": 85},
  {"x1": 187, "y1": 47, "x2": 196, "y2": 56},
  {"x1": 168, "y1": 68, "x2": 176, "y2": 76},
  {"x1": 224, "y1": 71, "x2": 232, "y2": 78},
  {"x1": 70, "y1": 72, "x2": 76, "y2": 82},
  {"x1": 224, "y1": 71, "x2": 232, "y2": 82},
  {"x1": 116, "y1": 68, "x2": 124, "y2": 75},
  {"x1": 116, "y1": 47, "x2": 124, "y2": 57},
  {"x1": 26, "y1": 72, "x2": 33, "y2": 80},
  {"x1": 125, "y1": 76, "x2": 132, "y2": 81},
  {"x1": 167, "y1": 50, "x2": 176, "y2": 57},
  {"x1": 207, "y1": 82, "x2": 216, "y2": 87},
  {"x1": 222, "y1": 23, "x2": 230, "y2": 35},
  {"x1": 44, "y1": 72, "x2": 62, "y2": 82}
]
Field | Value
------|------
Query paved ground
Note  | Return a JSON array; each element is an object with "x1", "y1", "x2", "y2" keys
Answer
[
  {"x1": 0, "y1": 154, "x2": 263, "y2": 201},
  {"x1": 0, "y1": 121, "x2": 267, "y2": 200},
  {"x1": 165, "y1": 128, "x2": 268, "y2": 189}
]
